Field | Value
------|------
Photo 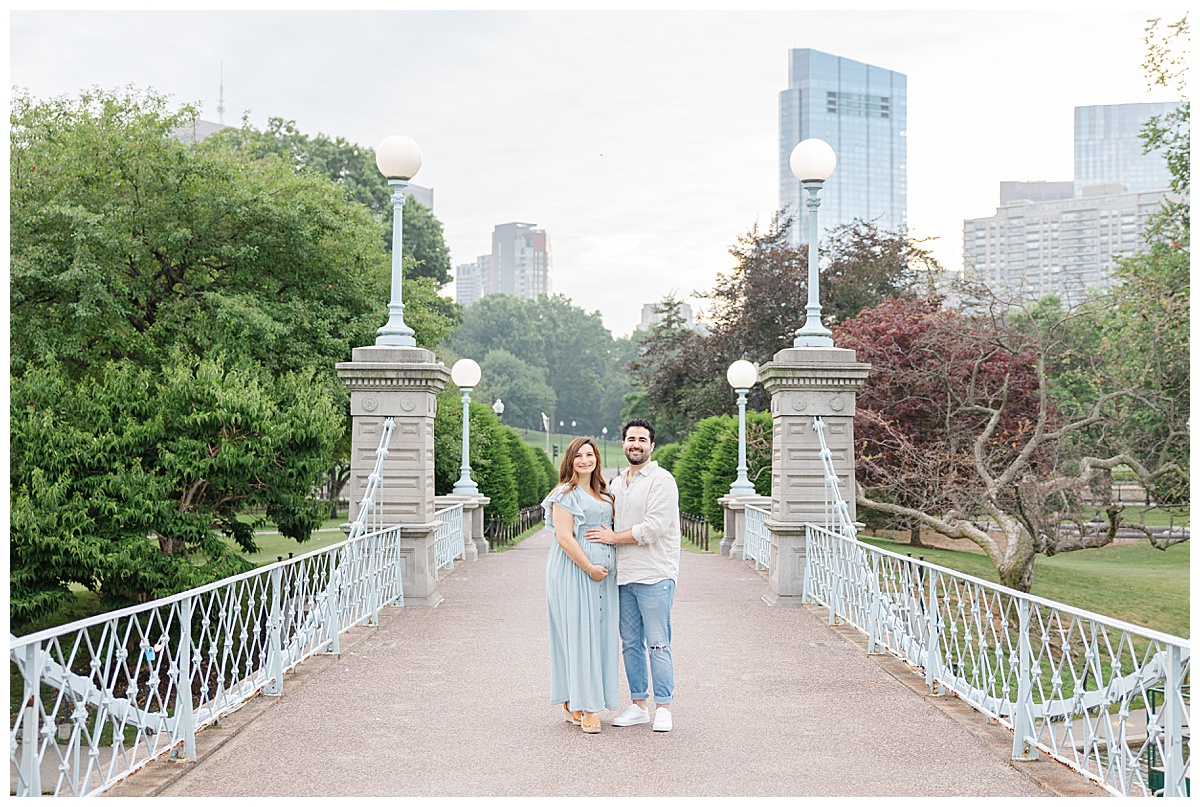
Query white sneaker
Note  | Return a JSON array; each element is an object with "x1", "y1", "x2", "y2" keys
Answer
[
  {"x1": 611, "y1": 703, "x2": 650, "y2": 727},
  {"x1": 652, "y1": 707, "x2": 672, "y2": 732}
]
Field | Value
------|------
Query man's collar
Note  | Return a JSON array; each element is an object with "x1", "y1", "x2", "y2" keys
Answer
[{"x1": 625, "y1": 460, "x2": 658, "y2": 477}]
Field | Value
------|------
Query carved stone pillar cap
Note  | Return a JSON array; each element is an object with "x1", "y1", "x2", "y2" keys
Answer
[
  {"x1": 767, "y1": 346, "x2": 867, "y2": 367},
  {"x1": 718, "y1": 493, "x2": 772, "y2": 507},
  {"x1": 349, "y1": 345, "x2": 439, "y2": 364},
  {"x1": 435, "y1": 493, "x2": 491, "y2": 507}
]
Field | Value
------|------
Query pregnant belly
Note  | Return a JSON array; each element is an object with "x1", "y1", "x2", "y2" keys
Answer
[{"x1": 580, "y1": 532, "x2": 615, "y2": 566}]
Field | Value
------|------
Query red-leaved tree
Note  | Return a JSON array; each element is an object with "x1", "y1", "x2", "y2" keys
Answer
[{"x1": 836, "y1": 296, "x2": 1180, "y2": 592}]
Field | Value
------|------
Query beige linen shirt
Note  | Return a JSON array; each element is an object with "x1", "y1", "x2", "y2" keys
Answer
[{"x1": 610, "y1": 460, "x2": 681, "y2": 586}]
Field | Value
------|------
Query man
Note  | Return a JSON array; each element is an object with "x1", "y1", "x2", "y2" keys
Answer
[{"x1": 586, "y1": 418, "x2": 681, "y2": 732}]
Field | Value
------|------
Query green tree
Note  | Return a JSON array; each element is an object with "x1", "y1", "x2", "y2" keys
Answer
[
  {"x1": 433, "y1": 392, "x2": 519, "y2": 521},
  {"x1": 449, "y1": 294, "x2": 620, "y2": 433},
  {"x1": 473, "y1": 348, "x2": 557, "y2": 432},
  {"x1": 207, "y1": 115, "x2": 461, "y2": 521},
  {"x1": 631, "y1": 219, "x2": 936, "y2": 437},
  {"x1": 687, "y1": 411, "x2": 772, "y2": 525},
  {"x1": 215, "y1": 117, "x2": 453, "y2": 285},
  {"x1": 398, "y1": 198, "x2": 453, "y2": 285},
  {"x1": 651, "y1": 442, "x2": 683, "y2": 473},
  {"x1": 10, "y1": 356, "x2": 339, "y2": 628},
  {"x1": 626, "y1": 294, "x2": 706, "y2": 443},
  {"x1": 9, "y1": 88, "x2": 440, "y2": 624},
  {"x1": 672, "y1": 415, "x2": 734, "y2": 517},
  {"x1": 10, "y1": 91, "x2": 384, "y2": 387},
  {"x1": 503, "y1": 431, "x2": 544, "y2": 509}
]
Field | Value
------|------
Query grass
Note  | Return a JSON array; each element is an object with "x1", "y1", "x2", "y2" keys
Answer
[
  {"x1": 488, "y1": 522, "x2": 546, "y2": 552},
  {"x1": 858, "y1": 533, "x2": 1190, "y2": 639},
  {"x1": 682, "y1": 526, "x2": 723, "y2": 554}
]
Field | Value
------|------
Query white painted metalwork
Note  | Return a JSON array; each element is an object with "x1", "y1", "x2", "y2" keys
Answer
[
  {"x1": 743, "y1": 504, "x2": 771, "y2": 571},
  {"x1": 803, "y1": 417, "x2": 1191, "y2": 797},
  {"x1": 434, "y1": 503, "x2": 466, "y2": 571},
  {"x1": 9, "y1": 419, "x2": 403, "y2": 797}
]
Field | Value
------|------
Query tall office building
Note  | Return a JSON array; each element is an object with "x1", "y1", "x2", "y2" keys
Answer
[
  {"x1": 1074, "y1": 102, "x2": 1182, "y2": 195},
  {"x1": 779, "y1": 48, "x2": 907, "y2": 245},
  {"x1": 962, "y1": 186, "x2": 1169, "y2": 307},
  {"x1": 455, "y1": 223, "x2": 552, "y2": 306},
  {"x1": 454, "y1": 256, "x2": 486, "y2": 307},
  {"x1": 963, "y1": 102, "x2": 1182, "y2": 307}
]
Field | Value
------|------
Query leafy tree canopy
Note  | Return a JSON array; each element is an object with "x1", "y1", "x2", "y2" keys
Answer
[
  {"x1": 11, "y1": 89, "x2": 385, "y2": 392},
  {"x1": 9, "y1": 87, "x2": 442, "y2": 626},
  {"x1": 448, "y1": 294, "x2": 626, "y2": 435},
  {"x1": 213, "y1": 117, "x2": 453, "y2": 285},
  {"x1": 631, "y1": 218, "x2": 936, "y2": 440}
]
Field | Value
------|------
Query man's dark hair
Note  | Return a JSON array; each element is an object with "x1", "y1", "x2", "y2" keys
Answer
[{"x1": 622, "y1": 419, "x2": 655, "y2": 444}]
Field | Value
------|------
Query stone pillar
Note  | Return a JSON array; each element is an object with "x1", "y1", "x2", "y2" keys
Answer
[
  {"x1": 759, "y1": 346, "x2": 869, "y2": 606},
  {"x1": 434, "y1": 493, "x2": 491, "y2": 560},
  {"x1": 717, "y1": 493, "x2": 771, "y2": 559},
  {"x1": 336, "y1": 345, "x2": 450, "y2": 607}
]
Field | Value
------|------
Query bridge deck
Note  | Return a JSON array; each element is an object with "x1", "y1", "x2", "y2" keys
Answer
[{"x1": 113, "y1": 528, "x2": 1104, "y2": 797}]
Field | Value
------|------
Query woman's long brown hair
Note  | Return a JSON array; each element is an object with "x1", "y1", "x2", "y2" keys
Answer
[{"x1": 558, "y1": 437, "x2": 614, "y2": 504}]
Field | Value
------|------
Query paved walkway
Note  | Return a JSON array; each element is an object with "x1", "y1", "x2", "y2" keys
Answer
[{"x1": 115, "y1": 529, "x2": 1105, "y2": 798}]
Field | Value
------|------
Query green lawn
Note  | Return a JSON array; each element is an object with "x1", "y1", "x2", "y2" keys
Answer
[{"x1": 858, "y1": 534, "x2": 1190, "y2": 639}]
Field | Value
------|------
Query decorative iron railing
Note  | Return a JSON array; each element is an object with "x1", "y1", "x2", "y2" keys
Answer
[
  {"x1": 9, "y1": 419, "x2": 407, "y2": 797},
  {"x1": 805, "y1": 416, "x2": 1190, "y2": 797},
  {"x1": 485, "y1": 505, "x2": 544, "y2": 550},
  {"x1": 679, "y1": 512, "x2": 710, "y2": 552},
  {"x1": 8, "y1": 526, "x2": 407, "y2": 797},
  {"x1": 743, "y1": 504, "x2": 771, "y2": 571},
  {"x1": 434, "y1": 503, "x2": 465, "y2": 571}
]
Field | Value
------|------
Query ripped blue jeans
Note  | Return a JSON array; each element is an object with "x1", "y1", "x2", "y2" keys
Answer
[{"x1": 618, "y1": 579, "x2": 675, "y2": 705}]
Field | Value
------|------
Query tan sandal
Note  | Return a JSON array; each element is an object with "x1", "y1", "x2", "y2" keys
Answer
[
  {"x1": 563, "y1": 704, "x2": 582, "y2": 726},
  {"x1": 581, "y1": 712, "x2": 601, "y2": 734}
]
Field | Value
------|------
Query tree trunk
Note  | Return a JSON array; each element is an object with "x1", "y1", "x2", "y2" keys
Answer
[
  {"x1": 908, "y1": 525, "x2": 925, "y2": 548},
  {"x1": 996, "y1": 553, "x2": 1035, "y2": 593},
  {"x1": 157, "y1": 533, "x2": 188, "y2": 557}
]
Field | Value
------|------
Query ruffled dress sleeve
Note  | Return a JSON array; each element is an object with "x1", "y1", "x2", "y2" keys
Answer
[{"x1": 542, "y1": 484, "x2": 585, "y2": 531}]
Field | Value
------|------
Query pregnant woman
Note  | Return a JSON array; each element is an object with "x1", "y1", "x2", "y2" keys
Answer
[{"x1": 542, "y1": 436, "x2": 619, "y2": 734}]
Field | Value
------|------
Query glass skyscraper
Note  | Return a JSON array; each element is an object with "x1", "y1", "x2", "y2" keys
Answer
[
  {"x1": 1074, "y1": 102, "x2": 1182, "y2": 195},
  {"x1": 779, "y1": 48, "x2": 907, "y2": 245}
]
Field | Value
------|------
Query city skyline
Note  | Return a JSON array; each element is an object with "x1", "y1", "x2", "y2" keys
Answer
[{"x1": 9, "y1": 9, "x2": 1182, "y2": 337}]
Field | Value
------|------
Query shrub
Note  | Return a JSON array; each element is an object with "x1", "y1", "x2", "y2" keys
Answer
[
  {"x1": 652, "y1": 442, "x2": 683, "y2": 473},
  {"x1": 672, "y1": 415, "x2": 734, "y2": 516}
]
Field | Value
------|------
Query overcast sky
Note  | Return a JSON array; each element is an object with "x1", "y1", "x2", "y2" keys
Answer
[{"x1": 9, "y1": 7, "x2": 1185, "y2": 337}]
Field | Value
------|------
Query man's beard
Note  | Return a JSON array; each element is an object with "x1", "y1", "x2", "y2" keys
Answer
[{"x1": 624, "y1": 447, "x2": 647, "y2": 465}]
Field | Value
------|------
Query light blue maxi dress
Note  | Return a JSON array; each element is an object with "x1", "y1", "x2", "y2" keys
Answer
[{"x1": 543, "y1": 484, "x2": 620, "y2": 713}]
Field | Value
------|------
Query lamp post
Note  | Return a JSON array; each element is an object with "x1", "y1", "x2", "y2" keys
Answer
[
  {"x1": 558, "y1": 421, "x2": 564, "y2": 455},
  {"x1": 451, "y1": 359, "x2": 482, "y2": 494},
  {"x1": 789, "y1": 138, "x2": 837, "y2": 347},
  {"x1": 492, "y1": 398, "x2": 504, "y2": 420},
  {"x1": 375, "y1": 135, "x2": 423, "y2": 346},
  {"x1": 601, "y1": 426, "x2": 608, "y2": 466},
  {"x1": 727, "y1": 359, "x2": 759, "y2": 495}
]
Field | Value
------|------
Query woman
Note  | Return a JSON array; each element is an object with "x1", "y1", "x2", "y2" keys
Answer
[{"x1": 542, "y1": 436, "x2": 619, "y2": 734}]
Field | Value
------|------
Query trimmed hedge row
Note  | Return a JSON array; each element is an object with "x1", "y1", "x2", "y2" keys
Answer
[
  {"x1": 434, "y1": 390, "x2": 556, "y2": 521},
  {"x1": 671, "y1": 412, "x2": 772, "y2": 522}
]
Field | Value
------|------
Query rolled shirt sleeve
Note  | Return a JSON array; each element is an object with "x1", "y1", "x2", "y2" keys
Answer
[{"x1": 630, "y1": 475, "x2": 680, "y2": 546}]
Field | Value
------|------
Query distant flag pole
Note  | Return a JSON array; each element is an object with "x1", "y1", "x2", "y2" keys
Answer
[{"x1": 541, "y1": 411, "x2": 550, "y2": 454}]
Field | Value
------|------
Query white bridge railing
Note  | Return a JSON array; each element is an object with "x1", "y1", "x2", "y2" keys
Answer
[
  {"x1": 804, "y1": 417, "x2": 1191, "y2": 797},
  {"x1": 8, "y1": 416, "x2": 472, "y2": 797},
  {"x1": 743, "y1": 504, "x2": 771, "y2": 571},
  {"x1": 435, "y1": 503, "x2": 465, "y2": 571}
]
